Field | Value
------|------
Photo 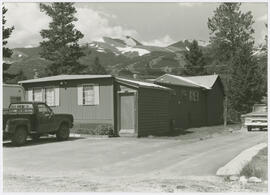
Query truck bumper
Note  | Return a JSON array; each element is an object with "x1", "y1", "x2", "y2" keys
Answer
[{"x1": 245, "y1": 123, "x2": 268, "y2": 127}]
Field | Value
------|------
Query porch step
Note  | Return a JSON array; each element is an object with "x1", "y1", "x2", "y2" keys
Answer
[
  {"x1": 119, "y1": 129, "x2": 136, "y2": 137},
  {"x1": 119, "y1": 133, "x2": 137, "y2": 137}
]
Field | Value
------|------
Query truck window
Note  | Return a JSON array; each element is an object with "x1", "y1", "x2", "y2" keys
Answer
[
  {"x1": 9, "y1": 103, "x2": 34, "y2": 113},
  {"x1": 37, "y1": 104, "x2": 51, "y2": 114}
]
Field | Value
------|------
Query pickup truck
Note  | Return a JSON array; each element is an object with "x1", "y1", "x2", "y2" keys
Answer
[
  {"x1": 3, "y1": 102, "x2": 74, "y2": 146},
  {"x1": 242, "y1": 104, "x2": 267, "y2": 131}
]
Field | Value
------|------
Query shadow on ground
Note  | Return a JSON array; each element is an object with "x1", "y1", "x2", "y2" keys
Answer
[
  {"x1": 3, "y1": 137, "x2": 84, "y2": 148},
  {"x1": 166, "y1": 129, "x2": 194, "y2": 136}
]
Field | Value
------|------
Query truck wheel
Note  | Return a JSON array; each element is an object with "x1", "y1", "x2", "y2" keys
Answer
[
  {"x1": 12, "y1": 127, "x2": 27, "y2": 146},
  {"x1": 56, "y1": 123, "x2": 70, "y2": 141},
  {"x1": 31, "y1": 134, "x2": 40, "y2": 141},
  {"x1": 247, "y1": 126, "x2": 252, "y2": 131}
]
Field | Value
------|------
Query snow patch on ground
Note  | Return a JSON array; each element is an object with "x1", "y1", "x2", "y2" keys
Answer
[{"x1": 116, "y1": 46, "x2": 150, "y2": 56}]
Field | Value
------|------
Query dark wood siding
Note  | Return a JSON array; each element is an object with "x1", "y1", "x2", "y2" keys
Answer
[
  {"x1": 206, "y1": 81, "x2": 224, "y2": 125},
  {"x1": 137, "y1": 88, "x2": 171, "y2": 136},
  {"x1": 156, "y1": 84, "x2": 207, "y2": 129},
  {"x1": 158, "y1": 80, "x2": 224, "y2": 129},
  {"x1": 22, "y1": 78, "x2": 114, "y2": 127}
]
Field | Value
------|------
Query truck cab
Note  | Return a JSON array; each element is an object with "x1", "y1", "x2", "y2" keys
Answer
[{"x1": 3, "y1": 102, "x2": 74, "y2": 146}]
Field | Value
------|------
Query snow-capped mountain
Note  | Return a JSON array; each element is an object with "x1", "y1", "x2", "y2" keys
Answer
[
  {"x1": 86, "y1": 36, "x2": 186, "y2": 58},
  {"x1": 7, "y1": 36, "x2": 209, "y2": 80}
]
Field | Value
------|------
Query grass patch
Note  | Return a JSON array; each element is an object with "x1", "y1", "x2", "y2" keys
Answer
[{"x1": 240, "y1": 147, "x2": 268, "y2": 180}]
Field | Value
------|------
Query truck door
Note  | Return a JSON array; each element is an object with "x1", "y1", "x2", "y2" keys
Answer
[{"x1": 36, "y1": 103, "x2": 54, "y2": 133}]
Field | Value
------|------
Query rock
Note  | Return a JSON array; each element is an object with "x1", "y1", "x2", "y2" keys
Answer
[
  {"x1": 229, "y1": 175, "x2": 239, "y2": 181},
  {"x1": 239, "y1": 176, "x2": 247, "y2": 184},
  {"x1": 176, "y1": 185, "x2": 186, "y2": 189},
  {"x1": 228, "y1": 128, "x2": 234, "y2": 133},
  {"x1": 248, "y1": 176, "x2": 262, "y2": 183}
]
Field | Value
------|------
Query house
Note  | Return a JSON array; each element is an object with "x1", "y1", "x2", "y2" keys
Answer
[
  {"x1": 3, "y1": 84, "x2": 25, "y2": 110},
  {"x1": 115, "y1": 77, "x2": 173, "y2": 137},
  {"x1": 18, "y1": 75, "x2": 173, "y2": 137},
  {"x1": 154, "y1": 74, "x2": 224, "y2": 129},
  {"x1": 19, "y1": 75, "x2": 115, "y2": 131}
]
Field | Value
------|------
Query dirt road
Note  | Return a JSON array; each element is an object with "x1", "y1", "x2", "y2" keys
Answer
[{"x1": 3, "y1": 128, "x2": 267, "y2": 192}]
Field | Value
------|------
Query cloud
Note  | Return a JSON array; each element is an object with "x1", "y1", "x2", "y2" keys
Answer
[
  {"x1": 142, "y1": 35, "x2": 175, "y2": 47},
  {"x1": 177, "y1": 3, "x2": 203, "y2": 7},
  {"x1": 4, "y1": 3, "x2": 51, "y2": 48},
  {"x1": 74, "y1": 7, "x2": 137, "y2": 43},
  {"x1": 257, "y1": 14, "x2": 267, "y2": 22},
  {"x1": 4, "y1": 3, "x2": 137, "y2": 48}
]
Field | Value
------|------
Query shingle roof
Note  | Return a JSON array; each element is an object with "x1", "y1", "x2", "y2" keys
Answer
[
  {"x1": 155, "y1": 74, "x2": 219, "y2": 90},
  {"x1": 116, "y1": 77, "x2": 172, "y2": 91},
  {"x1": 19, "y1": 75, "x2": 112, "y2": 84}
]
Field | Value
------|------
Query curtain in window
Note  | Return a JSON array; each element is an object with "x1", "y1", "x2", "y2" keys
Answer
[
  {"x1": 83, "y1": 85, "x2": 94, "y2": 105},
  {"x1": 33, "y1": 88, "x2": 43, "y2": 102},
  {"x1": 45, "y1": 88, "x2": 55, "y2": 106}
]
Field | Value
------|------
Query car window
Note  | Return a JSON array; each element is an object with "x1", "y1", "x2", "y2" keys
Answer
[{"x1": 37, "y1": 104, "x2": 51, "y2": 114}]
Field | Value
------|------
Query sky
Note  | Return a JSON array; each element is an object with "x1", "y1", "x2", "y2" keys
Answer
[{"x1": 3, "y1": 2, "x2": 268, "y2": 48}]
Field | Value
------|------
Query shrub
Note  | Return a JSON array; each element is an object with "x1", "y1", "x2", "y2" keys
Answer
[
  {"x1": 72, "y1": 124, "x2": 114, "y2": 136},
  {"x1": 240, "y1": 147, "x2": 268, "y2": 180}
]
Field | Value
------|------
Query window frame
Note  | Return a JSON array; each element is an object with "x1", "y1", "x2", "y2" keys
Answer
[{"x1": 78, "y1": 84, "x2": 99, "y2": 106}]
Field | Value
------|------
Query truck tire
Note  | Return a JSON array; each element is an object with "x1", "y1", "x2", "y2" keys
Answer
[
  {"x1": 12, "y1": 126, "x2": 28, "y2": 146},
  {"x1": 247, "y1": 126, "x2": 252, "y2": 131},
  {"x1": 56, "y1": 123, "x2": 70, "y2": 141}
]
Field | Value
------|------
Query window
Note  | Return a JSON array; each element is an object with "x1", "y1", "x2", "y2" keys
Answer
[
  {"x1": 27, "y1": 87, "x2": 59, "y2": 106},
  {"x1": 189, "y1": 90, "x2": 199, "y2": 102},
  {"x1": 37, "y1": 103, "x2": 51, "y2": 114},
  {"x1": 33, "y1": 88, "x2": 43, "y2": 102},
  {"x1": 180, "y1": 89, "x2": 188, "y2": 101},
  {"x1": 78, "y1": 84, "x2": 99, "y2": 105},
  {"x1": 45, "y1": 87, "x2": 59, "y2": 106},
  {"x1": 10, "y1": 96, "x2": 21, "y2": 104}
]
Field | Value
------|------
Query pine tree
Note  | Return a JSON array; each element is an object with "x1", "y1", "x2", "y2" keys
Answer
[
  {"x1": 228, "y1": 45, "x2": 263, "y2": 115},
  {"x1": 184, "y1": 40, "x2": 206, "y2": 76},
  {"x1": 12, "y1": 69, "x2": 27, "y2": 83},
  {"x1": 208, "y1": 3, "x2": 263, "y2": 120},
  {"x1": 2, "y1": 6, "x2": 15, "y2": 82},
  {"x1": 208, "y1": 3, "x2": 255, "y2": 63},
  {"x1": 91, "y1": 57, "x2": 107, "y2": 74},
  {"x1": 39, "y1": 3, "x2": 86, "y2": 75}
]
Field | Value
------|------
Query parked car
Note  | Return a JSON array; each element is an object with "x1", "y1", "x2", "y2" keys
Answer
[
  {"x1": 242, "y1": 104, "x2": 267, "y2": 131},
  {"x1": 3, "y1": 102, "x2": 73, "y2": 146}
]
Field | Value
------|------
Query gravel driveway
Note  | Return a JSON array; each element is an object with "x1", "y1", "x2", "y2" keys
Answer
[{"x1": 3, "y1": 126, "x2": 267, "y2": 192}]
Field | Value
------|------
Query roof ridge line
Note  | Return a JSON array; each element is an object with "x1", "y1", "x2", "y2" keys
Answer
[{"x1": 168, "y1": 74, "x2": 211, "y2": 89}]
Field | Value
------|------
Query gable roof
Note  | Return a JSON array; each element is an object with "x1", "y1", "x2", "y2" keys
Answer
[
  {"x1": 155, "y1": 74, "x2": 220, "y2": 90},
  {"x1": 116, "y1": 77, "x2": 172, "y2": 91},
  {"x1": 19, "y1": 75, "x2": 112, "y2": 84},
  {"x1": 184, "y1": 75, "x2": 219, "y2": 89}
]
